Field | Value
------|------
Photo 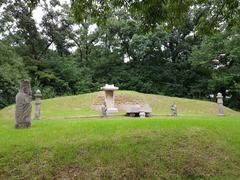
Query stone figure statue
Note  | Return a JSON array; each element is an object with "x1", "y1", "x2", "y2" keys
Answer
[
  {"x1": 217, "y1": 92, "x2": 224, "y2": 116},
  {"x1": 171, "y1": 102, "x2": 177, "y2": 117},
  {"x1": 101, "y1": 101, "x2": 107, "y2": 118},
  {"x1": 15, "y1": 80, "x2": 32, "y2": 128}
]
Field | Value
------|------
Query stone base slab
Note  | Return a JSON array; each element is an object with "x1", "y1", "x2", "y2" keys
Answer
[
  {"x1": 107, "y1": 108, "x2": 118, "y2": 113},
  {"x1": 15, "y1": 122, "x2": 31, "y2": 129}
]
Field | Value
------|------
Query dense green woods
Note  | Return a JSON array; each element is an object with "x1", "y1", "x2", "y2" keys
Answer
[{"x1": 0, "y1": 0, "x2": 240, "y2": 110}]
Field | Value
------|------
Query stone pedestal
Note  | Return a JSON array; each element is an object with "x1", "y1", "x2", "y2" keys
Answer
[
  {"x1": 34, "y1": 89, "x2": 42, "y2": 120},
  {"x1": 101, "y1": 84, "x2": 119, "y2": 113},
  {"x1": 217, "y1": 92, "x2": 224, "y2": 116},
  {"x1": 139, "y1": 111, "x2": 146, "y2": 118},
  {"x1": 15, "y1": 80, "x2": 32, "y2": 128}
]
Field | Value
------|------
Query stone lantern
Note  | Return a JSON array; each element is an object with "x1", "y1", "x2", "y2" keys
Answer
[
  {"x1": 217, "y1": 92, "x2": 224, "y2": 116},
  {"x1": 34, "y1": 89, "x2": 42, "y2": 120},
  {"x1": 101, "y1": 84, "x2": 119, "y2": 113}
]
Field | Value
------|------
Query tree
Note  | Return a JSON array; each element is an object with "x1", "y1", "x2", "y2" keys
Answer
[
  {"x1": 41, "y1": 0, "x2": 74, "y2": 56},
  {"x1": 190, "y1": 28, "x2": 240, "y2": 109},
  {"x1": 0, "y1": 0, "x2": 49, "y2": 60},
  {"x1": 71, "y1": 0, "x2": 240, "y2": 33},
  {"x1": 0, "y1": 42, "x2": 29, "y2": 108}
]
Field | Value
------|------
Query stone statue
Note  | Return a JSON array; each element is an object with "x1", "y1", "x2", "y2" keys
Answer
[
  {"x1": 15, "y1": 80, "x2": 32, "y2": 128},
  {"x1": 171, "y1": 102, "x2": 177, "y2": 117},
  {"x1": 217, "y1": 92, "x2": 224, "y2": 116},
  {"x1": 34, "y1": 89, "x2": 42, "y2": 120},
  {"x1": 101, "y1": 101, "x2": 107, "y2": 118}
]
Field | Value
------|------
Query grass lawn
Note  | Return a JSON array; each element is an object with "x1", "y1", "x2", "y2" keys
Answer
[{"x1": 0, "y1": 91, "x2": 240, "y2": 179}]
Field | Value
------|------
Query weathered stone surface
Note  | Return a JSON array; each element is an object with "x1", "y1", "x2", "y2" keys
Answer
[
  {"x1": 126, "y1": 106, "x2": 152, "y2": 113},
  {"x1": 126, "y1": 106, "x2": 141, "y2": 113},
  {"x1": 101, "y1": 101, "x2": 107, "y2": 117},
  {"x1": 139, "y1": 111, "x2": 146, "y2": 118},
  {"x1": 34, "y1": 89, "x2": 42, "y2": 120},
  {"x1": 171, "y1": 102, "x2": 177, "y2": 117},
  {"x1": 101, "y1": 84, "x2": 119, "y2": 113},
  {"x1": 15, "y1": 80, "x2": 32, "y2": 128},
  {"x1": 217, "y1": 92, "x2": 224, "y2": 116},
  {"x1": 126, "y1": 105, "x2": 152, "y2": 117}
]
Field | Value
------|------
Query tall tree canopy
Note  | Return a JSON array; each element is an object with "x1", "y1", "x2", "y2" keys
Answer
[
  {"x1": 71, "y1": 0, "x2": 240, "y2": 33},
  {"x1": 0, "y1": 42, "x2": 29, "y2": 108},
  {"x1": 0, "y1": 0, "x2": 240, "y2": 111},
  {"x1": 190, "y1": 27, "x2": 240, "y2": 108}
]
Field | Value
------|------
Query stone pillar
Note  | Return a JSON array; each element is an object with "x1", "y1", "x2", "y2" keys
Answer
[
  {"x1": 34, "y1": 89, "x2": 42, "y2": 120},
  {"x1": 171, "y1": 102, "x2": 177, "y2": 117},
  {"x1": 101, "y1": 84, "x2": 119, "y2": 113},
  {"x1": 139, "y1": 111, "x2": 146, "y2": 118},
  {"x1": 217, "y1": 92, "x2": 224, "y2": 116},
  {"x1": 15, "y1": 80, "x2": 32, "y2": 128}
]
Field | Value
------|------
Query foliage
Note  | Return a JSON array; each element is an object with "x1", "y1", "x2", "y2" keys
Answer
[
  {"x1": 190, "y1": 28, "x2": 240, "y2": 108},
  {"x1": 0, "y1": 42, "x2": 29, "y2": 108},
  {"x1": 71, "y1": 0, "x2": 240, "y2": 33},
  {"x1": 0, "y1": 0, "x2": 240, "y2": 110}
]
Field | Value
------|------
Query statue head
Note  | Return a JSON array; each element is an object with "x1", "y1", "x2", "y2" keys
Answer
[{"x1": 19, "y1": 80, "x2": 32, "y2": 95}]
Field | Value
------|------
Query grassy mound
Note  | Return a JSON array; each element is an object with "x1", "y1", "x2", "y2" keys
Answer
[
  {"x1": 0, "y1": 91, "x2": 240, "y2": 179},
  {"x1": 0, "y1": 90, "x2": 238, "y2": 120}
]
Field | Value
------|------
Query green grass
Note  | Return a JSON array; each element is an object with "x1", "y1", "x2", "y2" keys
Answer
[
  {"x1": 0, "y1": 91, "x2": 240, "y2": 179},
  {"x1": 1, "y1": 91, "x2": 239, "y2": 120}
]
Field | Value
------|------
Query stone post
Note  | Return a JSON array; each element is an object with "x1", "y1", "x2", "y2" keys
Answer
[
  {"x1": 171, "y1": 102, "x2": 177, "y2": 117},
  {"x1": 15, "y1": 80, "x2": 32, "y2": 128},
  {"x1": 101, "y1": 84, "x2": 119, "y2": 113},
  {"x1": 139, "y1": 111, "x2": 146, "y2": 118},
  {"x1": 217, "y1": 92, "x2": 224, "y2": 116},
  {"x1": 101, "y1": 101, "x2": 107, "y2": 118},
  {"x1": 34, "y1": 89, "x2": 42, "y2": 120}
]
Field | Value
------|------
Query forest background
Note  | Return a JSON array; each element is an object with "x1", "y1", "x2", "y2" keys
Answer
[{"x1": 0, "y1": 0, "x2": 239, "y2": 110}]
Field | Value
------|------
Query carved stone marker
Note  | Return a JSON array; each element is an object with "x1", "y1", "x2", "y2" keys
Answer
[
  {"x1": 15, "y1": 80, "x2": 32, "y2": 128},
  {"x1": 217, "y1": 92, "x2": 224, "y2": 116},
  {"x1": 101, "y1": 84, "x2": 119, "y2": 113},
  {"x1": 171, "y1": 102, "x2": 177, "y2": 117},
  {"x1": 101, "y1": 101, "x2": 107, "y2": 117},
  {"x1": 126, "y1": 105, "x2": 152, "y2": 117},
  {"x1": 34, "y1": 89, "x2": 42, "y2": 120}
]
